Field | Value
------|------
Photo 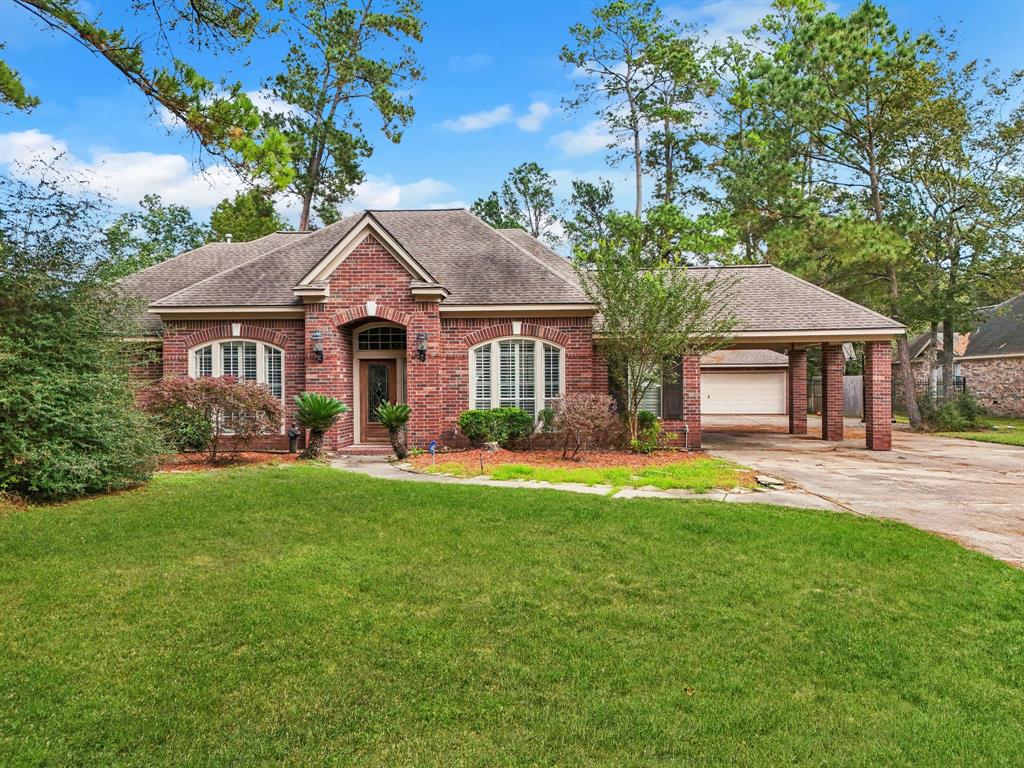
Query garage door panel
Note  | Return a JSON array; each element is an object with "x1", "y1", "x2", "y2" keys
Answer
[{"x1": 701, "y1": 371, "x2": 786, "y2": 414}]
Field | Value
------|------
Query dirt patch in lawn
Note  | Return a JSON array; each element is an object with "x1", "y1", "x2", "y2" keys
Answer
[
  {"x1": 159, "y1": 452, "x2": 300, "y2": 473},
  {"x1": 407, "y1": 448, "x2": 704, "y2": 474}
]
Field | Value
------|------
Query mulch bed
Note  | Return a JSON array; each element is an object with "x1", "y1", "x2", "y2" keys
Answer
[
  {"x1": 407, "y1": 448, "x2": 703, "y2": 474},
  {"x1": 159, "y1": 452, "x2": 300, "y2": 473}
]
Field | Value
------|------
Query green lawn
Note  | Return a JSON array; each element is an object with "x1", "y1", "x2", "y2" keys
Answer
[
  {"x1": 2, "y1": 466, "x2": 1022, "y2": 766},
  {"x1": 940, "y1": 416, "x2": 1024, "y2": 446},
  {"x1": 429, "y1": 456, "x2": 753, "y2": 492}
]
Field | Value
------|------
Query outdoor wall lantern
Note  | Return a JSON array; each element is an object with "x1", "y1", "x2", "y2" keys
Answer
[
  {"x1": 416, "y1": 332, "x2": 429, "y2": 362},
  {"x1": 311, "y1": 330, "x2": 324, "y2": 363}
]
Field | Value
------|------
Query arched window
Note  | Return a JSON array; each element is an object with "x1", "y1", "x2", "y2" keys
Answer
[
  {"x1": 356, "y1": 325, "x2": 406, "y2": 351},
  {"x1": 188, "y1": 340, "x2": 285, "y2": 401},
  {"x1": 469, "y1": 338, "x2": 564, "y2": 416}
]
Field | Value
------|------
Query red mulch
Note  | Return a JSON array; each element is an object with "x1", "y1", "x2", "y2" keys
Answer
[
  {"x1": 407, "y1": 447, "x2": 702, "y2": 474},
  {"x1": 159, "y1": 452, "x2": 300, "y2": 473}
]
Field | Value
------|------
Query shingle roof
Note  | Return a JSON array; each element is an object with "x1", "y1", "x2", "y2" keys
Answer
[
  {"x1": 961, "y1": 292, "x2": 1024, "y2": 358},
  {"x1": 127, "y1": 210, "x2": 902, "y2": 336},
  {"x1": 701, "y1": 349, "x2": 788, "y2": 366},
  {"x1": 689, "y1": 266, "x2": 904, "y2": 332},
  {"x1": 118, "y1": 232, "x2": 305, "y2": 332},
  {"x1": 148, "y1": 210, "x2": 590, "y2": 310}
]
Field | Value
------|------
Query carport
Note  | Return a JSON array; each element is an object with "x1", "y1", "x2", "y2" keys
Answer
[{"x1": 658, "y1": 266, "x2": 905, "y2": 452}]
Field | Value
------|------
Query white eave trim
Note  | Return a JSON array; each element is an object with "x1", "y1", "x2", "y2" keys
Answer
[
  {"x1": 410, "y1": 285, "x2": 450, "y2": 302},
  {"x1": 149, "y1": 306, "x2": 305, "y2": 318},
  {"x1": 955, "y1": 352, "x2": 1024, "y2": 361},
  {"x1": 728, "y1": 328, "x2": 904, "y2": 341},
  {"x1": 293, "y1": 285, "x2": 329, "y2": 298},
  {"x1": 297, "y1": 214, "x2": 434, "y2": 286},
  {"x1": 440, "y1": 303, "x2": 597, "y2": 317}
]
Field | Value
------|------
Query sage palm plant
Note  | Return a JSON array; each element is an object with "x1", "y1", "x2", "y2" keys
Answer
[
  {"x1": 376, "y1": 402, "x2": 412, "y2": 459},
  {"x1": 294, "y1": 392, "x2": 348, "y2": 459}
]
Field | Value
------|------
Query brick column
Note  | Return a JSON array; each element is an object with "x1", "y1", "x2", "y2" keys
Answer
[
  {"x1": 682, "y1": 354, "x2": 702, "y2": 450},
  {"x1": 821, "y1": 343, "x2": 845, "y2": 441},
  {"x1": 864, "y1": 341, "x2": 893, "y2": 451},
  {"x1": 787, "y1": 349, "x2": 808, "y2": 435}
]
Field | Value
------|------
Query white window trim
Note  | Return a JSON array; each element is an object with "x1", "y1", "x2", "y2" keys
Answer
[
  {"x1": 467, "y1": 337, "x2": 565, "y2": 414},
  {"x1": 187, "y1": 339, "x2": 286, "y2": 403}
]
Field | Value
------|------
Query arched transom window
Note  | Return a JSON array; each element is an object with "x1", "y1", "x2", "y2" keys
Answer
[
  {"x1": 469, "y1": 338, "x2": 564, "y2": 416},
  {"x1": 188, "y1": 340, "x2": 285, "y2": 400}
]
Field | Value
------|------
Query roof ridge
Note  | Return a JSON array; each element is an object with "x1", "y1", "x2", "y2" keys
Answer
[
  {"x1": 483, "y1": 219, "x2": 584, "y2": 296},
  {"x1": 150, "y1": 228, "x2": 325, "y2": 307},
  {"x1": 762, "y1": 265, "x2": 904, "y2": 329},
  {"x1": 364, "y1": 211, "x2": 439, "y2": 284}
]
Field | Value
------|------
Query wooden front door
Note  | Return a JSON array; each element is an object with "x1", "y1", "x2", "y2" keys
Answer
[{"x1": 360, "y1": 359, "x2": 397, "y2": 444}]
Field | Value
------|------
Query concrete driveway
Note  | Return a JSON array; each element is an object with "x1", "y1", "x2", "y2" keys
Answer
[{"x1": 703, "y1": 417, "x2": 1024, "y2": 567}]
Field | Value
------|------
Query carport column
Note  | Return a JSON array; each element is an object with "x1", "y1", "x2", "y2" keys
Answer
[
  {"x1": 863, "y1": 341, "x2": 893, "y2": 451},
  {"x1": 821, "y1": 343, "x2": 845, "y2": 441},
  {"x1": 787, "y1": 349, "x2": 808, "y2": 435},
  {"x1": 682, "y1": 355, "x2": 702, "y2": 450}
]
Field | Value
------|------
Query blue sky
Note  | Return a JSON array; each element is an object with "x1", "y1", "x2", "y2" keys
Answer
[{"x1": 2, "y1": 0, "x2": 1022, "y2": 226}]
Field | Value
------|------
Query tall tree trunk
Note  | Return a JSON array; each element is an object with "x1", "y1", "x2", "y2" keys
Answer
[
  {"x1": 632, "y1": 125, "x2": 643, "y2": 217},
  {"x1": 942, "y1": 320, "x2": 955, "y2": 402},
  {"x1": 868, "y1": 156, "x2": 921, "y2": 429},
  {"x1": 298, "y1": 193, "x2": 313, "y2": 232}
]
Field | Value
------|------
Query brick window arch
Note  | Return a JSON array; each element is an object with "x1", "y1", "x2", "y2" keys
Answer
[{"x1": 468, "y1": 337, "x2": 564, "y2": 416}]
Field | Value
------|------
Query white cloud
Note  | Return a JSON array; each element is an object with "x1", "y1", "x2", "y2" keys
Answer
[
  {"x1": 666, "y1": 0, "x2": 774, "y2": 44},
  {"x1": 438, "y1": 104, "x2": 513, "y2": 133},
  {"x1": 516, "y1": 101, "x2": 554, "y2": 132},
  {"x1": 0, "y1": 128, "x2": 244, "y2": 209},
  {"x1": 448, "y1": 53, "x2": 494, "y2": 73},
  {"x1": 548, "y1": 120, "x2": 612, "y2": 157},
  {"x1": 338, "y1": 175, "x2": 459, "y2": 214},
  {"x1": 245, "y1": 89, "x2": 296, "y2": 116}
]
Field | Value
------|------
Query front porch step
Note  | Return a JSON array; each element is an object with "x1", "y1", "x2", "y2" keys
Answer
[{"x1": 332, "y1": 444, "x2": 395, "y2": 457}]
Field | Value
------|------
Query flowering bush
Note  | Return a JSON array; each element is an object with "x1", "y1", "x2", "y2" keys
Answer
[
  {"x1": 554, "y1": 393, "x2": 619, "y2": 459},
  {"x1": 145, "y1": 377, "x2": 282, "y2": 461}
]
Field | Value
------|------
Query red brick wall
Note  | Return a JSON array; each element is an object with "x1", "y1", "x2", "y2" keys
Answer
[
  {"x1": 663, "y1": 355, "x2": 702, "y2": 450},
  {"x1": 821, "y1": 343, "x2": 845, "y2": 441},
  {"x1": 960, "y1": 357, "x2": 1024, "y2": 417},
  {"x1": 864, "y1": 340, "x2": 892, "y2": 450},
  {"x1": 160, "y1": 318, "x2": 306, "y2": 432},
  {"x1": 152, "y1": 234, "x2": 608, "y2": 451},
  {"x1": 787, "y1": 349, "x2": 808, "y2": 435}
]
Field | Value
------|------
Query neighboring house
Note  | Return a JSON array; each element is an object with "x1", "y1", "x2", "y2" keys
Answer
[
  {"x1": 895, "y1": 292, "x2": 1024, "y2": 417},
  {"x1": 957, "y1": 292, "x2": 1024, "y2": 417},
  {"x1": 120, "y1": 209, "x2": 903, "y2": 451}
]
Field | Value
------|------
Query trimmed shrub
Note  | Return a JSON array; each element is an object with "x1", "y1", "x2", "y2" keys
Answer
[
  {"x1": 145, "y1": 377, "x2": 282, "y2": 461},
  {"x1": 554, "y1": 393, "x2": 619, "y2": 459},
  {"x1": 457, "y1": 407, "x2": 534, "y2": 448},
  {"x1": 153, "y1": 403, "x2": 215, "y2": 452},
  {"x1": 538, "y1": 407, "x2": 557, "y2": 434}
]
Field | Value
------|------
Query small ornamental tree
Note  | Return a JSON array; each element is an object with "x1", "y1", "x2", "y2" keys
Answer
[
  {"x1": 145, "y1": 377, "x2": 282, "y2": 461},
  {"x1": 575, "y1": 223, "x2": 736, "y2": 442},
  {"x1": 554, "y1": 393, "x2": 619, "y2": 459}
]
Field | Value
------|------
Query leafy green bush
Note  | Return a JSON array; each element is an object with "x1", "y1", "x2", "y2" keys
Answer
[
  {"x1": 457, "y1": 407, "x2": 534, "y2": 448},
  {"x1": 538, "y1": 407, "x2": 556, "y2": 434},
  {"x1": 919, "y1": 391, "x2": 985, "y2": 432},
  {"x1": 0, "y1": 172, "x2": 164, "y2": 500},
  {"x1": 636, "y1": 409, "x2": 658, "y2": 432},
  {"x1": 153, "y1": 403, "x2": 215, "y2": 451},
  {"x1": 630, "y1": 417, "x2": 663, "y2": 454}
]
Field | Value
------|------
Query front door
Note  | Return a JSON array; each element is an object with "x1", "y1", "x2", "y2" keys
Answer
[{"x1": 360, "y1": 359, "x2": 397, "y2": 444}]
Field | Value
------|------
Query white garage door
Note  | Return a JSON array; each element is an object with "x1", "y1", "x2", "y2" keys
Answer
[{"x1": 701, "y1": 371, "x2": 787, "y2": 414}]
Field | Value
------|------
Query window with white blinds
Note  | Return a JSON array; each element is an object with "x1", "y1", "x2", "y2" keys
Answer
[
  {"x1": 473, "y1": 346, "x2": 491, "y2": 409},
  {"x1": 470, "y1": 338, "x2": 564, "y2": 417},
  {"x1": 629, "y1": 366, "x2": 662, "y2": 417},
  {"x1": 188, "y1": 340, "x2": 286, "y2": 403}
]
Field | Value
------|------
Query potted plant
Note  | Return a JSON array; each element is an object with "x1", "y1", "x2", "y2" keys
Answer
[
  {"x1": 294, "y1": 392, "x2": 348, "y2": 459},
  {"x1": 376, "y1": 402, "x2": 412, "y2": 459}
]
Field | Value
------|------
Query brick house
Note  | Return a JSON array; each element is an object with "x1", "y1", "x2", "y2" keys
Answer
[
  {"x1": 121, "y1": 209, "x2": 904, "y2": 451},
  {"x1": 957, "y1": 293, "x2": 1024, "y2": 417},
  {"x1": 893, "y1": 292, "x2": 1024, "y2": 417}
]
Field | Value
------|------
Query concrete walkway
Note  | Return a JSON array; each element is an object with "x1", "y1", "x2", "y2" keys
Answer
[
  {"x1": 704, "y1": 421, "x2": 1024, "y2": 568},
  {"x1": 328, "y1": 455, "x2": 842, "y2": 511}
]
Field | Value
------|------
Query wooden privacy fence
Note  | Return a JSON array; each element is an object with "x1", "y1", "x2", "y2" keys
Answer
[{"x1": 808, "y1": 375, "x2": 864, "y2": 418}]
